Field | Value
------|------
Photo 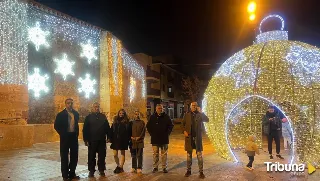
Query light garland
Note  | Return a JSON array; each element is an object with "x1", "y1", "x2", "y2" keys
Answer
[
  {"x1": 259, "y1": 14, "x2": 285, "y2": 34},
  {"x1": 204, "y1": 14, "x2": 320, "y2": 167},
  {"x1": 53, "y1": 54, "x2": 75, "y2": 80},
  {"x1": 142, "y1": 79, "x2": 146, "y2": 98},
  {"x1": 0, "y1": 0, "x2": 28, "y2": 85},
  {"x1": 28, "y1": 21, "x2": 50, "y2": 51},
  {"x1": 78, "y1": 74, "x2": 96, "y2": 99},
  {"x1": 111, "y1": 37, "x2": 119, "y2": 95},
  {"x1": 256, "y1": 30, "x2": 288, "y2": 44},
  {"x1": 129, "y1": 77, "x2": 136, "y2": 102},
  {"x1": 28, "y1": 68, "x2": 49, "y2": 98},
  {"x1": 80, "y1": 40, "x2": 97, "y2": 64},
  {"x1": 122, "y1": 49, "x2": 145, "y2": 80}
]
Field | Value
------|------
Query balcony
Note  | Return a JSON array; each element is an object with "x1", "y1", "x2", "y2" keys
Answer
[{"x1": 147, "y1": 88, "x2": 161, "y2": 96}]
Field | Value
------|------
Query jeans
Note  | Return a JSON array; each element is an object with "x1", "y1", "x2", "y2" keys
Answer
[
  {"x1": 268, "y1": 131, "x2": 280, "y2": 154},
  {"x1": 113, "y1": 150, "x2": 125, "y2": 168},
  {"x1": 88, "y1": 140, "x2": 106, "y2": 172},
  {"x1": 187, "y1": 150, "x2": 203, "y2": 172},
  {"x1": 283, "y1": 136, "x2": 292, "y2": 149},
  {"x1": 131, "y1": 148, "x2": 143, "y2": 169},
  {"x1": 60, "y1": 133, "x2": 78, "y2": 178},
  {"x1": 247, "y1": 156, "x2": 254, "y2": 167},
  {"x1": 152, "y1": 144, "x2": 168, "y2": 169}
]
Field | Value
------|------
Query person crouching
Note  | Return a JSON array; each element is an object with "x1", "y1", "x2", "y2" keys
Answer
[{"x1": 245, "y1": 135, "x2": 259, "y2": 171}]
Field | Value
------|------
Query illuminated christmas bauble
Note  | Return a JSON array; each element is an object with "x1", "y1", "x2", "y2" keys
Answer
[{"x1": 203, "y1": 14, "x2": 320, "y2": 167}]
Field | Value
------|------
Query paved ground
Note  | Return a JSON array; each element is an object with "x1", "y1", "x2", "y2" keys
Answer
[{"x1": 0, "y1": 129, "x2": 319, "y2": 181}]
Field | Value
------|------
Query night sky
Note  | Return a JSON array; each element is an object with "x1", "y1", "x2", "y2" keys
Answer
[{"x1": 35, "y1": 0, "x2": 320, "y2": 80}]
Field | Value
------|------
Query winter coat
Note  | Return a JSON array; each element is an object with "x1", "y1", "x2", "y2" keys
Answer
[
  {"x1": 182, "y1": 111, "x2": 209, "y2": 152},
  {"x1": 146, "y1": 112, "x2": 174, "y2": 145},
  {"x1": 83, "y1": 112, "x2": 110, "y2": 142},
  {"x1": 245, "y1": 135, "x2": 259, "y2": 156},
  {"x1": 282, "y1": 121, "x2": 292, "y2": 138},
  {"x1": 110, "y1": 116, "x2": 131, "y2": 150},
  {"x1": 54, "y1": 109, "x2": 79, "y2": 138},
  {"x1": 262, "y1": 111, "x2": 282, "y2": 135},
  {"x1": 130, "y1": 119, "x2": 146, "y2": 149}
]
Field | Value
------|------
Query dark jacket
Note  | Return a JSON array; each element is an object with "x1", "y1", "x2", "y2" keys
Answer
[
  {"x1": 262, "y1": 111, "x2": 282, "y2": 135},
  {"x1": 83, "y1": 112, "x2": 110, "y2": 142},
  {"x1": 130, "y1": 119, "x2": 146, "y2": 149},
  {"x1": 110, "y1": 116, "x2": 131, "y2": 150},
  {"x1": 182, "y1": 111, "x2": 209, "y2": 152},
  {"x1": 146, "y1": 112, "x2": 174, "y2": 145},
  {"x1": 54, "y1": 109, "x2": 80, "y2": 138}
]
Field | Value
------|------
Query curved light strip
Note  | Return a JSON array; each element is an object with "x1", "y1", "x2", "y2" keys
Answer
[
  {"x1": 259, "y1": 14, "x2": 285, "y2": 34},
  {"x1": 225, "y1": 95, "x2": 295, "y2": 165}
]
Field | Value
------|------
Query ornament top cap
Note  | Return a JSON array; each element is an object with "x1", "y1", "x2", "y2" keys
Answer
[{"x1": 259, "y1": 14, "x2": 285, "y2": 34}]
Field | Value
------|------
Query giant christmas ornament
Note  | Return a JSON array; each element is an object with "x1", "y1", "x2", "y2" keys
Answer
[{"x1": 203, "y1": 14, "x2": 320, "y2": 167}]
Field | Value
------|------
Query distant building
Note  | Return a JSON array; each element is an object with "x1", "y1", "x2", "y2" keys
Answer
[{"x1": 134, "y1": 53, "x2": 185, "y2": 120}]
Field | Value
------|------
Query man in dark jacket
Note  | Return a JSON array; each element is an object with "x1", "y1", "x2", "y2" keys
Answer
[
  {"x1": 146, "y1": 104, "x2": 174, "y2": 173},
  {"x1": 262, "y1": 105, "x2": 284, "y2": 160},
  {"x1": 182, "y1": 102, "x2": 209, "y2": 179},
  {"x1": 54, "y1": 98, "x2": 80, "y2": 181},
  {"x1": 83, "y1": 102, "x2": 110, "y2": 178}
]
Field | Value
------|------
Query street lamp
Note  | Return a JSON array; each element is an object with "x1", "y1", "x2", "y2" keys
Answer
[
  {"x1": 247, "y1": 1, "x2": 257, "y2": 21},
  {"x1": 249, "y1": 14, "x2": 256, "y2": 21}
]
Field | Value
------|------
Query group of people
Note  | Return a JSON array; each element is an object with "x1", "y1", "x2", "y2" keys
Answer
[
  {"x1": 245, "y1": 105, "x2": 293, "y2": 170},
  {"x1": 54, "y1": 98, "x2": 209, "y2": 180}
]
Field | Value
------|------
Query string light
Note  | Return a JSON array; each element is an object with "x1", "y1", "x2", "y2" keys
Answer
[
  {"x1": 78, "y1": 73, "x2": 96, "y2": 99},
  {"x1": 28, "y1": 68, "x2": 49, "y2": 98},
  {"x1": 28, "y1": 21, "x2": 50, "y2": 51},
  {"x1": 129, "y1": 77, "x2": 136, "y2": 102},
  {"x1": 53, "y1": 54, "x2": 75, "y2": 80},
  {"x1": 259, "y1": 14, "x2": 285, "y2": 34},
  {"x1": 204, "y1": 14, "x2": 320, "y2": 167},
  {"x1": 111, "y1": 37, "x2": 119, "y2": 95},
  {"x1": 256, "y1": 30, "x2": 288, "y2": 44},
  {"x1": 0, "y1": 0, "x2": 28, "y2": 85},
  {"x1": 80, "y1": 40, "x2": 97, "y2": 64}
]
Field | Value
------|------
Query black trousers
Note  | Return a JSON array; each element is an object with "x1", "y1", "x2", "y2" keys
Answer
[
  {"x1": 268, "y1": 131, "x2": 280, "y2": 154},
  {"x1": 131, "y1": 148, "x2": 143, "y2": 169},
  {"x1": 247, "y1": 156, "x2": 254, "y2": 167},
  {"x1": 60, "y1": 132, "x2": 78, "y2": 178},
  {"x1": 88, "y1": 140, "x2": 107, "y2": 172}
]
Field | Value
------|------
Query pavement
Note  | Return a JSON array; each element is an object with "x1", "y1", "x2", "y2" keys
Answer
[{"x1": 0, "y1": 128, "x2": 319, "y2": 181}]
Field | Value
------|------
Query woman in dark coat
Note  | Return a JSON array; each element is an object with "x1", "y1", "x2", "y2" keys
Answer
[{"x1": 110, "y1": 109, "x2": 131, "y2": 173}]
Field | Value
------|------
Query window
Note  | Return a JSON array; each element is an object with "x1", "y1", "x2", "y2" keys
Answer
[{"x1": 168, "y1": 87, "x2": 172, "y2": 93}]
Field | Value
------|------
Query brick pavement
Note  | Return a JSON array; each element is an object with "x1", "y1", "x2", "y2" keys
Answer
[{"x1": 0, "y1": 130, "x2": 319, "y2": 181}]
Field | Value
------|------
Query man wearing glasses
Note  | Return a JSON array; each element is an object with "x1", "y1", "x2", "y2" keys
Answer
[{"x1": 54, "y1": 98, "x2": 80, "y2": 181}]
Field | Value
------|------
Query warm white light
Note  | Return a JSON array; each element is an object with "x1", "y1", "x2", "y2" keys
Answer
[
  {"x1": 129, "y1": 77, "x2": 136, "y2": 102},
  {"x1": 247, "y1": 1, "x2": 256, "y2": 13},
  {"x1": 28, "y1": 68, "x2": 49, "y2": 98},
  {"x1": 28, "y1": 22, "x2": 50, "y2": 51},
  {"x1": 80, "y1": 40, "x2": 97, "y2": 64},
  {"x1": 78, "y1": 73, "x2": 96, "y2": 98},
  {"x1": 54, "y1": 54, "x2": 75, "y2": 80}
]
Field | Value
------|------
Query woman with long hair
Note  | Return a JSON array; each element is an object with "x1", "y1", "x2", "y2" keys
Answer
[{"x1": 110, "y1": 109, "x2": 131, "y2": 173}]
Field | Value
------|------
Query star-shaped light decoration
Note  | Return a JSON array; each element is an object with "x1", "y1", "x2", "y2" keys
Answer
[
  {"x1": 129, "y1": 77, "x2": 136, "y2": 102},
  {"x1": 28, "y1": 68, "x2": 49, "y2": 98},
  {"x1": 80, "y1": 40, "x2": 97, "y2": 64},
  {"x1": 78, "y1": 74, "x2": 96, "y2": 98},
  {"x1": 54, "y1": 54, "x2": 75, "y2": 80},
  {"x1": 28, "y1": 22, "x2": 50, "y2": 51}
]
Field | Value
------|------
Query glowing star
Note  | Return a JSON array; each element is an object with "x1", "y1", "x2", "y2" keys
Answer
[
  {"x1": 78, "y1": 74, "x2": 96, "y2": 98},
  {"x1": 28, "y1": 68, "x2": 49, "y2": 98},
  {"x1": 28, "y1": 22, "x2": 50, "y2": 51},
  {"x1": 54, "y1": 54, "x2": 75, "y2": 80},
  {"x1": 129, "y1": 77, "x2": 136, "y2": 102},
  {"x1": 80, "y1": 40, "x2": 97, "y2": 64}
]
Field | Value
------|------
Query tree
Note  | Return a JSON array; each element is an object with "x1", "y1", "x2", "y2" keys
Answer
[{"x1": 181, "y1": 75, "x2": 203, "y2": 103}]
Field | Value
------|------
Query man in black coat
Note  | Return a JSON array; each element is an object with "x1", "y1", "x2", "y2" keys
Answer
[
  {"x1": 54, "y1": 98, "x2": 80, "y2": 181},
  {"x1": 83, "y1": 102, "x2": 110, "y2": 178},
  {"x1": 146, "y1": 104, "x2": 174, "y2": 173}
]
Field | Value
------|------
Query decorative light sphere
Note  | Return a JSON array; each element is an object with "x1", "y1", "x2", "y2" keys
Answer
[{"x1": 203, "y1": 14, "x2": 320, "y2": 168}]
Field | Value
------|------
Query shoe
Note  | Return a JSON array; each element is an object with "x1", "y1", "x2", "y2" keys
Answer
[
  {"x1": 118, "y1": 167, "x2": 124, "y2": 173},
  {"x1": 89, "y1": 171, "x2": 95, "y2": 178},
  {"x1": 63, "y1": 178, "x2": 69, "y2": 181},
  {"x1": 199, "y1": 172, "x2": 205, "y2": 179},
  {"x1": 276, "y1": 154, "x2": 284, "y2": 159},
  {"x1": 99, "y1": 171, "x2": 105, "y2": 177},
  {"x1": 163, "y1": 168, "x2": 168, "y2": 173},
  {"x1": 270, "y1": 155, "x2": 273, "y2": 159},
  {"x1": 137, "y1": 169, "x2": 142, "y2": 174},
  {"x1": 131, "y1": 168, "x2": 136, "y2": 173},
  {"x1": 251, "y1": 167, "x2": 254, "y2": 170},
  {"x1": 114, "y1": 166, "x2": 120, "y2": 174},
  {"x1": 152, "y1": 168, "x2": 158, "y2": 173},
  {"x1": 245, "y1": 166, "x2": 253, "y2": 171},
  {"x1": 184, "y1": 170, "x2": 191, "y2": 177},
  {"x1": 69, "y1": 175, "x2": 80, "y2": 180}
]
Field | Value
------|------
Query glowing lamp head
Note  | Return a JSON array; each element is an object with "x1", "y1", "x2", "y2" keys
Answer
[
  {"x1": 247, "y1": 1, "x2": 257, "y2": 13},
  {"x1": 249, "y1": 14, "x2": 256, "y2": 21}
]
